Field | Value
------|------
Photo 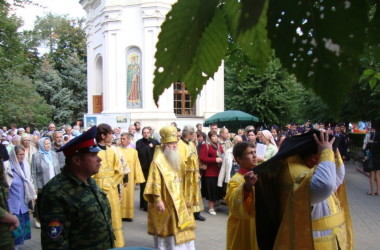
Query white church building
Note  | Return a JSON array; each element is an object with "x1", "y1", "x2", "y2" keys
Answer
[{"x1": 80, "y1": 0, "x2": 224, "y2": 129}]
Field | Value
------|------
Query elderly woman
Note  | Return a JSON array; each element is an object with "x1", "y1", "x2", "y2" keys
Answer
[
  {"x1": 6, "y1": 134, "x2": 21, "y2": 153},
  {"x1": 5, "y1": 146, "x2": 37, "y2": 249},
  {"x1": 199, "y1": 131, "x2": 224, "y2": 215},
  {"x1": 20, "y1": 134, "x2": 37, "y2": 166},
  {"x1": 257, "y1": 130, "x2": 278, "y2": 161},
  {"x1": 31, "y1": 137, "x2": 60, "y2": 228},
  {"x1": 217, "y1": 135, "x2": 242, "y2": 188},
  {"x1": 31, "y1": 137, "x2": 60, "y2": 189}
]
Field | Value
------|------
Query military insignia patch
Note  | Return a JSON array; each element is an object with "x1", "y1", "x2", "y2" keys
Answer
[{"x1": 47, "y1": 221, "x2": 63, "y2": 239}]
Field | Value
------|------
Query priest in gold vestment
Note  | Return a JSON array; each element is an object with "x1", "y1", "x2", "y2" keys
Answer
[
  {"x1": 93, "y1": 124, "x2": 125, "y2": 247},
  {"x1": 225, "y1": 141, "x2": 259, "y2": 250},
  {"x1": 178, "y1": 125, "x2": 205, "y2": 221},
  {"x1": 255, "y1": 130, "x2": 353, "y2": 249},
  {"x1": 144, "y1": 126, "x2": 196, "y2": 250},
  {"x1": 119, "y1": 132, "x2": 145, "y2": 220}
]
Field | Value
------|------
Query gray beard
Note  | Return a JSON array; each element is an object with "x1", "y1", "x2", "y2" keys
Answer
[
  {"x1": 163, "y1": 147, "x2": 180, "y2": 172},
  {"x1": 54, "y1": 141, "x2": 63, "y2": 148}
]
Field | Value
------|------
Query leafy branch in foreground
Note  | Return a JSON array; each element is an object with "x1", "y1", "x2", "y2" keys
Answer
[{"x1": 153, "y1": 0, "x2": 376, "y2": 114}]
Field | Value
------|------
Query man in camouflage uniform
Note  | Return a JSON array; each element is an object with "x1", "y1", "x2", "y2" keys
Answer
[{"x1": 38, "y1": 126, "x2": 115, "y2": 249}]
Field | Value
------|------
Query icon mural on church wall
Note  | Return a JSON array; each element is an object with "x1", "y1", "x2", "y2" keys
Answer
[{"x1": 126, "y1": 48, "x2": 142, "y2": 108}]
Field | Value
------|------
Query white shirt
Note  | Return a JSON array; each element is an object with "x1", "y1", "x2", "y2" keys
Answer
[{"x1": 310, "y1": 157, "x2": 345, "y2": 238}]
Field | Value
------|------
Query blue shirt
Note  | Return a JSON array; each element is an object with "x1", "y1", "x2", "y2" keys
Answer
[{"x1": 8, "y1": 162, "x2": 29, "y2": 214}]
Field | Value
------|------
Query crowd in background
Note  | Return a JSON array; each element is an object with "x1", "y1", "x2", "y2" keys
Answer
[{"x1": 0, "y1": 119, "x2": 376, "y2": 249}]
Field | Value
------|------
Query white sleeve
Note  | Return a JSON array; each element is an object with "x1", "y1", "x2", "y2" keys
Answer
[
  {"x1": 217, "y1": 156, "x2": 227, "y2": 187},
  {"x1": 335, "y1": 163, "x2": 345, "y2": 192},
  {"x1": 310, "y1": 160, "x2": 336, "y2": 205}
]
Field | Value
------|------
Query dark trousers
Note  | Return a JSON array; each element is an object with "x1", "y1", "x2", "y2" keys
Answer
[
  {"x1": 140, "y1": 170, "x2": 149, "y2": 210},
  {"x1": 140, "y1": 182, "x2": 147, "y2": 210}
]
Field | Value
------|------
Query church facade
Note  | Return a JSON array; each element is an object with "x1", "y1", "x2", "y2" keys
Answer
[{"x1": 80, "y1": 0, "x2": 224, "y2": 128}]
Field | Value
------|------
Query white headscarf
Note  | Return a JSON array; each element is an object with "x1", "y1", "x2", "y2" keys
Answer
[
  {"x1": 38, "y1": 137, "x2": 52, "y2": 164},
  {"x1": 261, "y1": 130, "x2": 277, "y2": 147},
  {"x1": 9, "y1": 147, "x2": 37, "y2": 205}
]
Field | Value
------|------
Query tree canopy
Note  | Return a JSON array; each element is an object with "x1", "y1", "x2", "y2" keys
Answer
[
  {"x1": 0, "y1": 1, "x2": 51, "y2": 128},
  {"x1": 225, "y1": 52, "x2": 305, "y2": 125},
  {"x1": 33, "y1": 13, "x2": 87, "y2": 68},
  {"x1": 32, "y1": 13, "x2": 87, "y2": 125},
  {"x1": 0, "y1": 1, "x2": 87, "y2": 128},
  {"x1": 0, "y1": 72, "x2": 52, "y2": 128}
]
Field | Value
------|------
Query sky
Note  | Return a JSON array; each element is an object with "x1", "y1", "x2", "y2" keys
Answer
[{"x1": 11, "y1": 0, "x2": 86, "y2": 31}]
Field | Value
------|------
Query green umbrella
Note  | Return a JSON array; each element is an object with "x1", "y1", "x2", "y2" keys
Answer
[{"x1": 203, "y1": 110, "x2": 259, "y2": 128}]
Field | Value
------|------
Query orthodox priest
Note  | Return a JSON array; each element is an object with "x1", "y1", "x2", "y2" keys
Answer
[
  {"x1": 119, "y1": 132, "x2": 145, "y2": 221},
  {"x1": 93, "y1": 124, "x2": 124, "y2": 247},
  {"x1": 255, "y1": 130, "x2": 353, "y2": 249},
  {"x1": 178, "y1": 125, "x2": 205, "y2": 221},
  {"x1": 144, "y1": 126, "x2": 196, "y2": 250}
]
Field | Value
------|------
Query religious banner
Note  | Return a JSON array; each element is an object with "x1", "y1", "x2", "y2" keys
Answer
[
  {"x1": 126, "y1": 47, "x2": 142, "y2": 108},
  {"x1": 84, "y1": 113, "x2": 131, "y2": 131}
]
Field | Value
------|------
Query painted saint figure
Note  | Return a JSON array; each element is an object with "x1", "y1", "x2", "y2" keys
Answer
[{"x1": 127, "y1": 54, "x2": 142, "y2": 108}]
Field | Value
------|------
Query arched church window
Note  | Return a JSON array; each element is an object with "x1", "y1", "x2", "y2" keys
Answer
[{"x1": 173, "y1": 82, "x2": 196, "y2": 116}]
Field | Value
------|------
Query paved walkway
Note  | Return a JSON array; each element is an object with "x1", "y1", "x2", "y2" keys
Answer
[{"x1": 20, "y1": 161, "x2": 380, "y2": 249}]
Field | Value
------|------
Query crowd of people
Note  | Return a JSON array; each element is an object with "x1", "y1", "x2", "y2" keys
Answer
[{"x1": 0, "y1": 119, "x2": 378, "y2": 249}]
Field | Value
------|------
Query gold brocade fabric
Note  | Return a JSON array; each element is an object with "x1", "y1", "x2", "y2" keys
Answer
[
  {"x1": 119, "y1": 147, "x2": 145, "y2": 219},
  {"x1": 275, "y1": 150, "x2": 353, "y2": 250},
  {"x1": 110, "y1": 145, "x2": 130, "y2": 175},
  {"x1": 177, "y1": 139, "x2": 189, "y2": 178},
  {"x1": 144, "y1": 146, "x2": 196, "y2": 245},
  {"x1": 335, "y1": 155, "x2": 354, "y2": 250},
  {"x1": 178, "y1": 140, "x2": 201, "y2": 208},
  {"x1": 92, "y1": 148, "x2": 124, "y2": 248},
  {"x1": 225, "y1": 173, "x2": 259, "y2": 250}
]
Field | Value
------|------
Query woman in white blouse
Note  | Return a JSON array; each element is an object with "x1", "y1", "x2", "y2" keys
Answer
[{"x1": 217, "y1": 135, "x2": 243, "y2": 187}]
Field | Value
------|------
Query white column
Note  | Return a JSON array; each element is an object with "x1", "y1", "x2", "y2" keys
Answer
[
  {"x1": 141, "y1": 3, "x2": 174, "y2": 113},
  {"x1": 109, "y1": 32, "x2": 118, "y2": 109},
  {"x1": 101, "y1": 8, "x2": 122, "y2": 112},
  {"x1": 102, "y1": 30, "x2": 110, "y2": 112}
]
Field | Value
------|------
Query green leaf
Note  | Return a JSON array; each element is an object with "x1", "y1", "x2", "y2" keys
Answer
[
  {"x1": 153, "y1": 0, "x2": 219, "y2": 105},
  {"x1": 359, "y1": 68, "x2": 376, "y2": 82},
  {"x1": 267, "y1": 0, "x2": 369, "y2": 111},
  {"x1": 239, "y1": 0, "x2": 266, "y2": 33},
  {"x1": 182, "y1": 7, "x2": 229, "y2": 98},
  {"x1": 359, "y1": 73, "x2": 371, "y2": 82},
  {"x1": 375, "y1": 72, "x2": 380, "y2": 80},
  {"x1": 225, "y1": 0, "x2": 271, "y2": 70},
  {"x1": 369, "y1": 78, "x2": 377, "y2": 89},
  {"x1": 363, "y1": 68, "x2": 375, "y2": 75}
]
